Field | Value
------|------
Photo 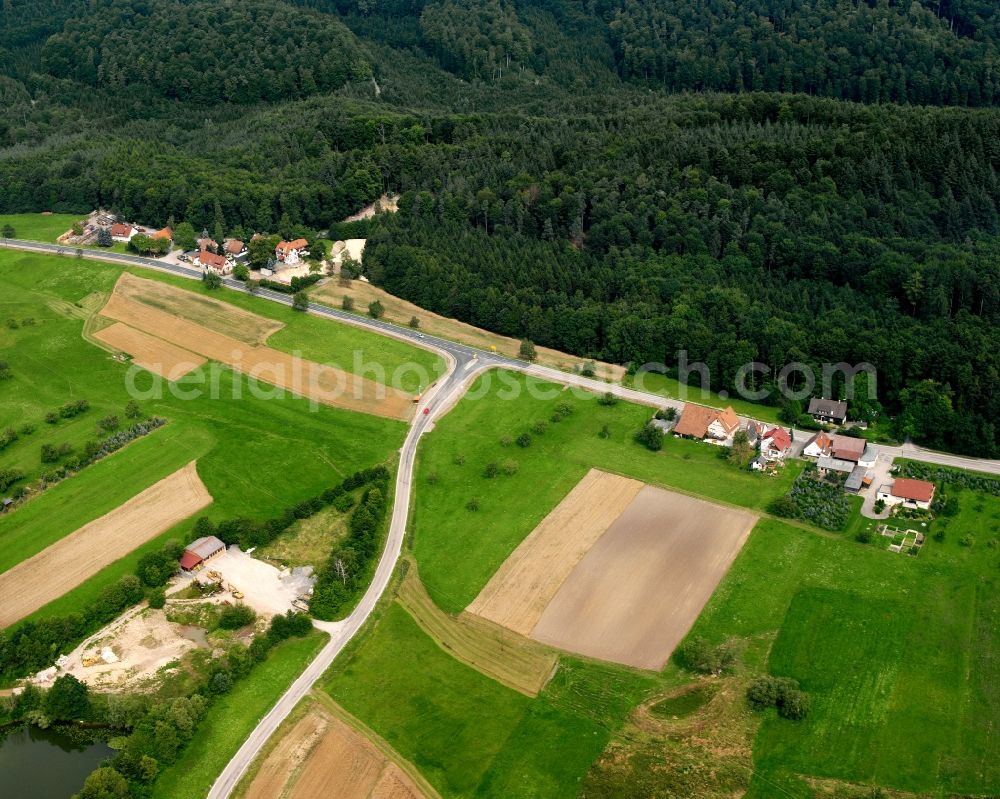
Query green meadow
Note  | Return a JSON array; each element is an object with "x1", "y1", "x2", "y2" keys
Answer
[
  {"x1": 324, "y1": 602, "x2": 657, "y2": 799},
  {"x1": 0, "y1": 212, "x2": 83, "y2": 242},
  {"x1": 0, "y1": 250, "x2": 409, "y2": 621},
  {"x1": 410, "y1": 370, "x2": 802, "y2": 612},
  {"x1": 322, "y1": 370, "x2": 1000, "y2": 799},
  {"x1": 629, "y1": 369, "x2": 784, "y2": 425}
]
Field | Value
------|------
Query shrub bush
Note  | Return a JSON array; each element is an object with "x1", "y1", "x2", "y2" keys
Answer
[
  {"x1": 677, "y1": 637, "x2": 739, "y2": 674},
  {"x1": 147, "y1": 589, "x2": 166, "y2": 610},
  {"x1": 218, "y1": 604, "x2": 256, "y2": 630},
  {"x1": 746, "y1": 675, "x2": 810, "y2": 720},
  {"x1": 635, "y1": 422, "x2": 664, "y2": 451}
]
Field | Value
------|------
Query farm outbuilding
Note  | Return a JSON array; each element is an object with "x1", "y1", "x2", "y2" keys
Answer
[{"x1": 180, "y1": 536, "x2": 226, "y2": 571}]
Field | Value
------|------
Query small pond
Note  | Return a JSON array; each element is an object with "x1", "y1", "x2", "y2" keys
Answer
[{"x1": 0, "y1": 724, "x2": 113, "y2": 799}]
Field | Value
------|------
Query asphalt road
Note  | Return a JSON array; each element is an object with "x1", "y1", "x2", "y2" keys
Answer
[{"x1": 7, "y1": 237, "x2": 1000, "y2": 795}]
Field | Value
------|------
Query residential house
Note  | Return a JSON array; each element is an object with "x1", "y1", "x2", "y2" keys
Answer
[
  {"x1": 858, "y1": 444, "x2": 879, "y2": 469},
  {"x1": 802, "y1": 431, "x2": 834, "y2": 459},
  {"x1": 110, "y1": 223, "x2": 137, "y2": 242},
  {"x1": 275, "y1": 238, "x2": 309, "y2": 265},
  {"x1": 195, "y1": 250, "x2": 231, "y2": 275},
  {"x1": 151, "y1": 226, "x2": 173, "y2": 242},
  {"x1": 197, "y1": 237, "x2": 218, "y2": 253},
  {"x1": 674, "y1": 404, "x2": 740, "y2": 443},
  {"x1": 876, "y1": 478, "x2": 935, "y2": 510},
  {"x1": 760, "y1": 426, "x2": 792, "y2": 460},
  {"x1": 744, "y1": 420, "x2": 765, "y2": 446},
  {"x1": 808, "y1": 397, "x2": 848, "y2": 425},
  {"x1": 224, "y1": 239, "x2": 247, "y2": 258}
]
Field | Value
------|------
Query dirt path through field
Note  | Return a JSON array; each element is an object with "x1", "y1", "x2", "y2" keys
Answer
[
  {"x1": 466, "y1": 469, "x2": 643, "y2": 635},
  {"x1": 99, "y1": 292, "x2": 414, "y2": 420},
  {"x1": 531, "y1": 486, "x2": 758, "y2": 670},
  {"x1": 0, "y1": 462, "x2": 212, "y2": 629}
]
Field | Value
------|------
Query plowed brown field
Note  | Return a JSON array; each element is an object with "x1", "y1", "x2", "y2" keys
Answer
[
  {"x1": 93, "y1": 321, "x2": 206, "y2": 379},
  {"x1": 467, "y1": 470, "x2": 758, "y2": 670},
  {"x1": 243, "y1": 701, "x2": 429, "y2": 799},
  {"x1": 98, "y1": 289, "x2": 413, "y2": 420},
  {"x1": 531, "y1": 485, "x2": 758, "y2": 669},
  {"x1": 115, "y1": 272, "x2": 283, "y2": 344},
  {"x1": 466, "y1": 470, "x2": 643, "y2": 635},
  {"x1": 0, "y1": 462, "x2": 212, "y2": 629}
]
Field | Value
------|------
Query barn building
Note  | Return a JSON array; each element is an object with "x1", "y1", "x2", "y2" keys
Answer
[{"x1": 179, "y1": 536, "x2": 226, "y2": 571}]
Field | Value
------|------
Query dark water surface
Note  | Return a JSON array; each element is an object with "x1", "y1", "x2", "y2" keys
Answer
[{"x1": 0, "y1": 725, "x2": 112, "y2": 799}]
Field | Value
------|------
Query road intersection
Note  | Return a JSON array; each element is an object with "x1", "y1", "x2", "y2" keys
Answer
[{"x1": 5, "y1": 237, "x2": 1000, "y2": 796}]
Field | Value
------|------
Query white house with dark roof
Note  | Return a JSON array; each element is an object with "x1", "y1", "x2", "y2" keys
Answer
[{"x1": 808, "y1": 397, "x2": 848, "y2": 425}]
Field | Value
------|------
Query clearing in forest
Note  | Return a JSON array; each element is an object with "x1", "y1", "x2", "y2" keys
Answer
[
  {"x1": 98, "y1": 276, "x2": 414, "y2": 420},
  {"x1": 467, "y1": 470, "x2": 757, "y2": 670},
  {"x1": 242, "y1": 698, "x2": 434, "y2": 799},
  {"x1": 0, "y1": 462, "x2": 212, "y2": 628}
]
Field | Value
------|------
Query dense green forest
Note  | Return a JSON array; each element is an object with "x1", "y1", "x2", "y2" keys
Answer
[{"x1": 2, "y1": 0, "x2": 1000, "y2": 455}]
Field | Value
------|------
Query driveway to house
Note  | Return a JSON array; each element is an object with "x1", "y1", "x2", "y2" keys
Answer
[{"x1": 860, "y1": 452, "x2": 895, "y2": 519}]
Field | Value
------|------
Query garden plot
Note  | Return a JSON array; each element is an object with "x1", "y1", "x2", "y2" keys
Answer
[
  {"x1": 0, "y1": 462, "x2": 212, "y2": 629},
  {"x1": 467, "y1": 471, "x2": 758, "y2": 670},
  {"x1": 879, "y1": 525, "x2": 925, "y2": 556}
]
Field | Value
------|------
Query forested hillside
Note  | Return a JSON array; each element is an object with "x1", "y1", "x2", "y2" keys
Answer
[{"x1": 2, "y1": 0, "x2": 1000, "y2": 455}]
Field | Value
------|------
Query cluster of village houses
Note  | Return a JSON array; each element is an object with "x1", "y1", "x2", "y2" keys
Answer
[
  {"x1": 663, "y1": 397, "x2": 935, "y2": 511},
  {"x1": 101, "y1": 215, "x2": 310, "y2": 278}
]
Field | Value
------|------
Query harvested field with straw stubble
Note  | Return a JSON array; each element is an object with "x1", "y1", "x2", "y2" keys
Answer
[
  {"x1": 242, "y1": 699, "x2": 432, "y2": 799},
  {"x1": 114, "y1": 271, "x2": 283, "y2": 344},
  {"x1": 397, "y1": 562, "x2": 557, "y2": 696},
  {"x1": 531, "y1": 484, "x2": 758, "y2": 669},
  {"x1": 467, "y1": 470, "x2": 758, "y2": 670},
  {"x1": 98, "y1": 287, "x2": 414, "y2": 420},
  {"x1": 93, "y1": 321, "x2": 207, "y2": 379},
  {"x1": 466, "y1": 469, "x2": 643, "y2": 636},
  {"x1": 0, "y1": 462, "x2": 212, "y2": 628}
]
